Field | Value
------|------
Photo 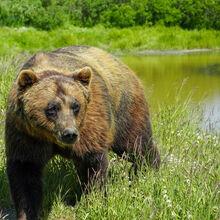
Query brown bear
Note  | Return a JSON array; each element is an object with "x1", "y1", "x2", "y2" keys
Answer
[{"x1": 5, "y1": 46, "x2": 160, "y2": 220}]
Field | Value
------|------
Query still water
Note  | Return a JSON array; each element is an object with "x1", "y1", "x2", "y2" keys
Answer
[{"x1": 121, "y1": 52, "x2": 220, "y2": 130}]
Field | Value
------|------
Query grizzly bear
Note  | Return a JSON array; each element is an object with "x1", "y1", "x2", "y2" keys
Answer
[{"x1": 5, "y1": 45, "x2": 160, "y2": 220}]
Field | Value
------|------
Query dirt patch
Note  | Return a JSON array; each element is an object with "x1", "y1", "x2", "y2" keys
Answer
[{"x1": 135, "y1": 48, "x2": 220, "y2": 55}]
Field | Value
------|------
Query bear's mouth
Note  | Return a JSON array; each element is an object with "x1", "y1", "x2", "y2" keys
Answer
[
  {"x1": 56, "y1": 129, "x2": 79, "y2": 146},
  {"x1": 56, "y1": 137, "x2": 78, "y2": 146}
]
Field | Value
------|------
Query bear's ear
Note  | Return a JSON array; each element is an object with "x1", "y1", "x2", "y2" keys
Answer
[
  {"x1": 17, "y1": 70, "x2": 38, "y2": 89},
  {"x1": 72, "y1": 67, "x2": 92, "y2": 88}
]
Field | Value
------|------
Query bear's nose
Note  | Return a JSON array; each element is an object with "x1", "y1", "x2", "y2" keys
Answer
[{"x1": 61, "y1": 128, "x2": 78, "y2": 144}]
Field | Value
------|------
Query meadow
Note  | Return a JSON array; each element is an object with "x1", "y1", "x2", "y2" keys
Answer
[
  {"x1": 0, "y1": 26, "x2": 220, "y2": 56},
  {"x1": 0, "y1": 26, "x2": 219, "y2": 219}
]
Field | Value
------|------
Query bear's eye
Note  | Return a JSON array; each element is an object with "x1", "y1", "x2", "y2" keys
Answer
[
  {"x1": 70, "y1": 99, "x2": 80, "y2": 115},
  {"x1": 45, "y1": 101, "x2": 60, "y2": 119}
]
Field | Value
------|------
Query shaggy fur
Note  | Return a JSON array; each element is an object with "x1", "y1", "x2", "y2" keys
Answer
[{"x1": 5, "y1": 46, "x2": 160, "y2": 220}]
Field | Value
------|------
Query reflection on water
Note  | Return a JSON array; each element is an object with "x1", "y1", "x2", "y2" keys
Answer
[{"x1": 121, "y1": 52, "x2": 220, "y2": 131}]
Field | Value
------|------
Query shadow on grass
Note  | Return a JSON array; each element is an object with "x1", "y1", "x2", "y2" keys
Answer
[
  {"x1": 42, "y1": 157, "x2": 82, "y2": 219},
  {"x1": 0, "y1": 165, "x2": 14, "y2": 220},
  {"x1": 0, "y1": 157, "x2": 82, "y2": 220}
]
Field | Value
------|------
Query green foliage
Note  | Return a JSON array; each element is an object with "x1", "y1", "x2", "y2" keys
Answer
[
  {"x1": 0, "y1": 26, "x2": 219, "y2": 57},
  {"x1": 101, "y1": 5, "x2": 136, "y2": 28},
  {"x1": 0, "y1": 0, "x2": 219, "y2": 30},
  {"x1": 70, "y1": 0, "x2": 110, "y2": 27},
  {"x1": 0, "y1": 0, "x2": 66, "y2": 30},
  {"x1": 174, "y1": 0, "x2": 220, "y2": 30}
]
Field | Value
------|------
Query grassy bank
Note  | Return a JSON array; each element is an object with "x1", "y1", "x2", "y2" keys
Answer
[
  {"x1": 0, "y1": 25, "x2": 220, "y2": 56},
  {"x1": 0, "y1": 55, "x2": 219, "y2": 219}
]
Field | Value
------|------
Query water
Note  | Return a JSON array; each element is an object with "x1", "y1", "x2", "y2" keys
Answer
[{"x1": 121, "y1": 52, "x2": 220, "y2": 131}]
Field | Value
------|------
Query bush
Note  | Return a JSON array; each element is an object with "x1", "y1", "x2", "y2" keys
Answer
[
  {"x1": 0, "y1": 0, "x2": 66, "y2": 30},
  {"x1": 0, "y1": 0, "x2": 42, "y2": 27},
  {"x1": 174, "y1": 0, "x2": 220, "y2": 30},
  {"x1": 32, "y1": 5, "x2": 66, "y2": 30},
  {"x1": 148, "y1": 0, "x2": 182, "y2": 26},
  {"x1": 0, "y1": 0, "x2": 219, "y2": 30},
  {"x1": 101, "y1": 5, "x2": 136, "y2": 28}
]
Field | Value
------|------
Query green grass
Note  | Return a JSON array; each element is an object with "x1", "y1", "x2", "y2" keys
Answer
[
  {"x1": 0, "y1": 25, "x2": 220, "y2": 56},
  {"x1": 0, "y1": 55, "x2": 219, "y2": 219}
]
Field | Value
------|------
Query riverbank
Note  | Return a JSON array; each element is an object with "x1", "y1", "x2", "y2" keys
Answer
[
  {"x1": 136, "y1": 48, "x2": 220, "y2": 55},
  {"x1": 0, "y1": 26, "x2": 219, "y2": 56}
]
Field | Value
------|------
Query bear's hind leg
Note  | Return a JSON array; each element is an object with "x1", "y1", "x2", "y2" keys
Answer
[
  {"x1": 128, "y1": 134, "x2": 161, "y2": 170},
  {"x1": 112, "y1": 131, "x2": 160, "y2": 171},
  {"x1": 73, "y1": 151, "x2": 109, "y2": 193}
]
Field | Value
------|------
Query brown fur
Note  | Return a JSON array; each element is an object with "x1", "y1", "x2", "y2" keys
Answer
[{"x1": 5, "y1": 46, "x2": 160, "y2": 220}]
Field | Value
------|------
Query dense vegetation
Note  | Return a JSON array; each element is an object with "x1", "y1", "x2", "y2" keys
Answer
[
  {"x1": 0, "y1": 26, "x2": 220, "y2": 56},
  {"x1": 0, "y1": 0, "x2": 219, "y2": 30}
]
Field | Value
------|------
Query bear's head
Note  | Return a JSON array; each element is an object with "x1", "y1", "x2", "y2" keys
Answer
[{"x1": 16, "y1": 67, "x2": 92, "y2": 146}]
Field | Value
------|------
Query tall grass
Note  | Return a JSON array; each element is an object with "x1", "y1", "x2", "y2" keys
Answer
[
  {"x1": 0, "y1": 26, "x2": 220, "y2": 56},
  {"x1": 45, "y1": 98, "x2": 219, "y2": 219},
  {"x1": 0, "y1": 55, "x2": 219, "y2": 219}
]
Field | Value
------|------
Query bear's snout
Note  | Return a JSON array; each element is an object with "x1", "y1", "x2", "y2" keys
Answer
[{"x1": 61, "y1": 128, "x2": 78, "y2": 144}]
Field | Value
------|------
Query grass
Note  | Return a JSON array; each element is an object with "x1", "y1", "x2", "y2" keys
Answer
[
  {"x1": 0, "y1": 25, "x2": 220, "y2": 56},
  {"x1": 0, "y1": 54, "x2": 219, "y2": 219}
]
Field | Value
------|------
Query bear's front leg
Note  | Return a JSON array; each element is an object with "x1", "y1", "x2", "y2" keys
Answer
[
  {"x1": 73, "y1": 151, "x2": 109, "y2": 193},
  {"x1": 7, "y1": 160, "x2": 44, "y2": 220}
]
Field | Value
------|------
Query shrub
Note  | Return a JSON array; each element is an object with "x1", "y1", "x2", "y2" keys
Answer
[
  {"x1": 0, "y1": 0, "x2": 219, "y2": 30},
  {"x1": 0, "y1": 0, "x2": 66, "y2": 30},
  {"x1": 101, "y1": 5, "x2": 136, "y2": 28}
]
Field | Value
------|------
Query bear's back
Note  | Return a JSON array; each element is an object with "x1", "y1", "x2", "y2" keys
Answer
[{"x1": 20, "y1": 46, "x2": 144, "y2": 109}]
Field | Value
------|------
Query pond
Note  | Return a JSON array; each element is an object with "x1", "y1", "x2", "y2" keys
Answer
[{"x1": 121, "y1": 52, "x2": 220, "y2": 131}]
